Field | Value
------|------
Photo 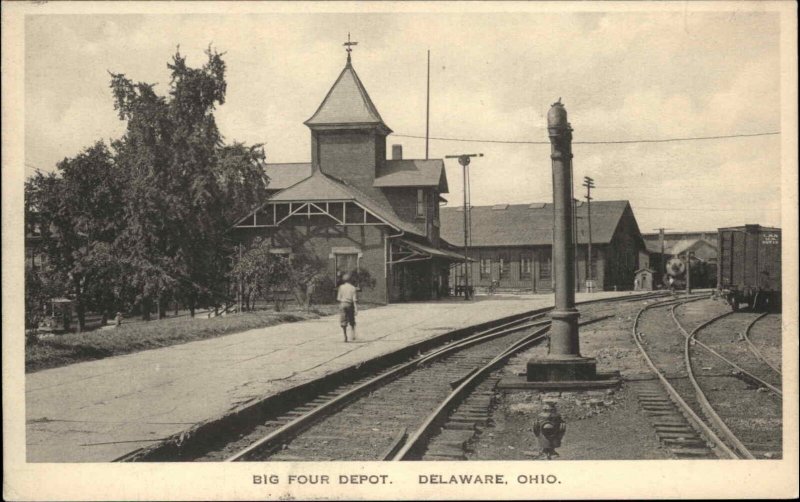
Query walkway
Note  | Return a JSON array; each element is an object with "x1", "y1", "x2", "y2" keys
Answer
[{"x1": 26, "y1": 291, "x2": 635, "y2": 461}]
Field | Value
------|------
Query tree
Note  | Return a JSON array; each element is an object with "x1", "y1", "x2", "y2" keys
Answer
[
  {"x1": 282, "y1": 248, "x2": 328, "y2": 309},
  {"x1": 217, "y1": 142, "x2": 271, "y2": 225},
  {"x1": 110, "y1": 47, "x2": 267, "y2": 317},
  {"x1": 230, "y1": 238, "x2": 290, "y2": 311},
  {"x1": 24, "y1": 141, "x2": 125, "y2": 330}
]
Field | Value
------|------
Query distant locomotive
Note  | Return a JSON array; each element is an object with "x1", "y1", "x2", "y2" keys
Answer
[
  {"x1": 717, "y1": 225, "x2": 781, "y2": 311},
  {"x1": 663, "y1": 255, "x2": 715, "y2": 290}
]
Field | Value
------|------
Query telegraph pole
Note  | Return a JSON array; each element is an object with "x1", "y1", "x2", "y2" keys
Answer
[
  {"x1": 583, "y1": 177, "x2": 594, "y2": 292},
  {"x1": 653, "y1": 227, "x2": 672, "y2": 286},
  {"x1": 685, "y1": 251, "x2": 693, "y2": 295},
  {"x1": 425, "y1": 50, "x2": 430, "y2": 160},
  {"x1": 572, "y1": 198, "x2": 579, "y2": 292},
  {"x1": 445, "y1": 153, "x2": 483, "y2": 300}
]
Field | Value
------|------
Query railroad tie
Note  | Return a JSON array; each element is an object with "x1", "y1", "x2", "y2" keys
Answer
[{"x1": 632, "y1": 386, "x2": 717, "y2": 459}]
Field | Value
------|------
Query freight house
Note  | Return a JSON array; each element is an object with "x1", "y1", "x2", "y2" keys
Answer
[
  {"x1": 440, "y1": 201, "x2": 648, "y2": 293},
  {"x1": 232, "y1": 51, "x2": 464, "y2": 304}
]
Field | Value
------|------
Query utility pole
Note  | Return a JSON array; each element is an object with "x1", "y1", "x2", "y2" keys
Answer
[
  {"x1": 583, "y1": 177, "x2": 594, "y2": 292},
  {"x1": 572, "y1": 198, "x2": 579, "y2": 292},
  {"x1": 425, "y1": 50, "x2": 430, "y2": 160},
  {"x1": 445, "y1": 153, "x2": 483, "y2": 300},
  {"x1": 653, "y1": 228, "x2": 672, "y2": 287},
  {"x1": 685, "y1": 251, "x2": 693, "y2": 295}
]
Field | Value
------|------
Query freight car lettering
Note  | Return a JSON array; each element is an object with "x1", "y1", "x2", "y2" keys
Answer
[{"x1": 762, "y1": 234, "x2": 779, "y2": 244}]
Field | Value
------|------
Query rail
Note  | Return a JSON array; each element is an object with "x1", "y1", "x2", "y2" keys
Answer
[
  {"x1": 742, "y1": 313, "x2": 781, "y2": 376},
  {"x1": 224, "y1": 314, "x2": 546, "y2": 462},
  {"x1": 631, "y1": 296, "x2": 738, "y2": 459},
  {"x1": 673, "y1": 306, "x2": 756, "y2": 459},
  {"x1": 391, "y1": 314, "x2": 613, "y2": 461}
]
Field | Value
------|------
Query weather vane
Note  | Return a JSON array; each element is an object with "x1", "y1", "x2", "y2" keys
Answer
[{"x1": 344, "y1": 32, "x2": 358, "y2": 63}]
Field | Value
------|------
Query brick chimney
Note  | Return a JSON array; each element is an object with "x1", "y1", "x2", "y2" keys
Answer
[{"x1": 391, "y1": 144, "x2": 403, "y2": 160}]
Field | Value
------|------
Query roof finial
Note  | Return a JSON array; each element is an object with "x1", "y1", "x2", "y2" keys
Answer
[{"x1": 343, "y1": 32, "x2": 358, "y2": 64}]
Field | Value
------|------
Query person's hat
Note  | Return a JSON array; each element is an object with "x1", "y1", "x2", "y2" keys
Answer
[{"x1": 342, "y1": 273, "x2": 351, "y2": 282}]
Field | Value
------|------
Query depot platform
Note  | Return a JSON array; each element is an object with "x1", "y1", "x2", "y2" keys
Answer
[{"x1": 26, "y1": 291, "x2": 636, "y2": 462}]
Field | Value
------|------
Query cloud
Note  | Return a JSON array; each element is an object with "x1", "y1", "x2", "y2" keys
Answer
[{"x1": 24, "y1": 11, "x2": 783, "y2": 231}]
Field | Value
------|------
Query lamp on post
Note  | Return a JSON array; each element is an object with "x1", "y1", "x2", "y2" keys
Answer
[{"x1": 445, "y1": 153, "x2": 483, "y2": 301}]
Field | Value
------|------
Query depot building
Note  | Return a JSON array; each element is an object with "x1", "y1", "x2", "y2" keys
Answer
[{"x1": 231, "y1": 51, "x2": 464, "y2": 304}]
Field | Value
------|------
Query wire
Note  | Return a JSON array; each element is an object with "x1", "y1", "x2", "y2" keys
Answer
[
  {"x1": 395, "y1": 131, "x2": 780, "y2": 145},
  {"x1": 634, "y1": 206, "x2": 780, "y2": 212}
]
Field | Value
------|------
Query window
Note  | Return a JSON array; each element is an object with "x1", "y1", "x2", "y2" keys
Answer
[
  {"x1": 499, "y1": 254, "x2": 510, "y2": 279},
  {"x1": 520, "y1": 254, "x2": 532, "y2": 279},
  {"x1": 480, "y1": 257, "x2": 492, "y2": 279},
  {"x1": 539, "y1": 251, "x2": 552, "y2": 280},
  {"x1": 416, "y1": 189, "x2": 426, "y2": 219},
  {"x1": 334, "y1": 253, "x2": 359, "y2": 284}
]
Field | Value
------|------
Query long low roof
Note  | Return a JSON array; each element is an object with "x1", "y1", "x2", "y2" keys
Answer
[{"x1": 439, "y1": 200, "x2": 633, "y2": 247}]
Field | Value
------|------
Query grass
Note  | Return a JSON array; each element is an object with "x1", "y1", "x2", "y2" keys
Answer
[{"x1": 26, "y1": 303, "x2": 376, "y2": 373}]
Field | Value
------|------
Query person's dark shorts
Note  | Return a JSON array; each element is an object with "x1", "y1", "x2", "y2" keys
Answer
[{"x1": 339, "y1": 303, "x2": 356, "y2": 327}]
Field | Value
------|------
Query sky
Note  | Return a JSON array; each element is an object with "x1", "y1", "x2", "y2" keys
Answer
[{"x1": 24, "y1": 9, "x2": 785, "y2": 233}]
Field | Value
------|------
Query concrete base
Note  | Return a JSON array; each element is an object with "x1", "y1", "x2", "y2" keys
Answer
[
  {"x1": 498, "y1": 371, "x2": 621, "y2": 391},
  {"x1": 526, "y1": 356, "x2": 598, "y2": 382}
]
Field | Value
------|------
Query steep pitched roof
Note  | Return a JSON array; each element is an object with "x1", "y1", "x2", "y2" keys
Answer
[
  {"x1": 439, "y1": 200, "x2": 632, "y2": 247},
  {"x1": 304, "y1": 61, "x2": 391, "y2": 132},
  {"x1": 374, "y1": 159, "x2": 449, "y2": 192},
  {"x1": 264, "y1": 163, "x2": 312, "y2": 190},
  {"x1": 267, "y1": 168, "x2": 424, "y2": 236}
]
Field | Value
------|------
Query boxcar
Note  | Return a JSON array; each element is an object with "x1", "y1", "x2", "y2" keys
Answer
[{"x1": 717, "y1": 225, "x2": 781, "y2": 311}]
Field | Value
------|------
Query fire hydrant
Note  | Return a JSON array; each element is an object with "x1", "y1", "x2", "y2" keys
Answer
[{"x1": 533, "y1": 401, "x2": 566, "y2": 459}]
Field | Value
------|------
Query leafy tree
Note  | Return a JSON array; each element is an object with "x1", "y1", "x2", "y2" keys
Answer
[
  {"x1": 110, "y1": 47, "x2": 267, "y2": 318},
  {"x1": 217, "y1": 142, "x2": 270, "y2": 225},
  {"x1": 24, "y1": 141, "x2": 124, "y2": 330},
  {"x1": 282, "y1": 248, "x2": 327, "y2": 309},
  {"x1": 230, "y1": 238, "x2": 290, "y2": 311}
]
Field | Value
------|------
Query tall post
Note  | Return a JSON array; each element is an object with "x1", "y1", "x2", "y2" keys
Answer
[
  {"x1": 462, "y1": 161, "x2": 470, "y2": 299},
  {"x1": 660, "y1": 228, "x2": 665, "y2": 282},
  {"x1": 524, "y1": 100, "x2": 606, "y2": 386},
  {"x1": 425, "y1": 50, "x2": 430, "y2": 160},
  {"x1": 548, "y1": 101, "x2": 579, "y2": 358},
  {"x1": 583, "y1": 177, "x2": 594, "y2": 292},
  {"x1": 446, "y1": 153, "x2": 483, "y2": 301},
  {"x1": 685, "y1": 251, "x2": 693, "y2": 295},
  {"x1": 573, "y1": 198, "x2": 579, "y2": 292}
]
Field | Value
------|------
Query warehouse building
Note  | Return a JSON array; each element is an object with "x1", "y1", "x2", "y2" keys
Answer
[
  {"x1": 231, "y1": 52, "x2": 463, "y2": 304},
  {"x1": 440, "y1": 200, "x2": 647, "y2": 293}
]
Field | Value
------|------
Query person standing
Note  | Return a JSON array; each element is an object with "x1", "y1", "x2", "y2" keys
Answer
[{"x1": 337, "y1": 273, "x2": 358, "y2": 342}]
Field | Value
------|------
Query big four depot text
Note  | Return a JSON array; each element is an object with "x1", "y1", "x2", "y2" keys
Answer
[{"x1": 253, "y1": 473, "x2": 560, "y2": 485}]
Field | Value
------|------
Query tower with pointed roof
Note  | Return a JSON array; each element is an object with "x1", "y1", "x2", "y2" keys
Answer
[
  {"x1": 305, "y1": 49, "x2": 391, "y2": 194},
  {"x1": 231, "y1": 40, "x2": 460, "y2": 304}
]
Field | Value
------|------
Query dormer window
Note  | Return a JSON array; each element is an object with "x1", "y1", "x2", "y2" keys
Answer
[{"x1": 416, "y1": 189, "x2": 426, "y2": 219}]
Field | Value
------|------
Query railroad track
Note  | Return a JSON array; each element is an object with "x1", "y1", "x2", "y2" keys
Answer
[
  {"x1": 742, "y1": 313, "x2": 782, "y2": 376},
  {"x1": 632, "y1": 297, "x2": 782, "y2": 460},
  {"x1": 204, "y1": 294, "x2": 664, "y2": 462}
]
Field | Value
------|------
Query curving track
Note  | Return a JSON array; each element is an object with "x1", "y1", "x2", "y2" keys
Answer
[{"x1": 632, "y1": 297, "x2": 782, "y2": 460}]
